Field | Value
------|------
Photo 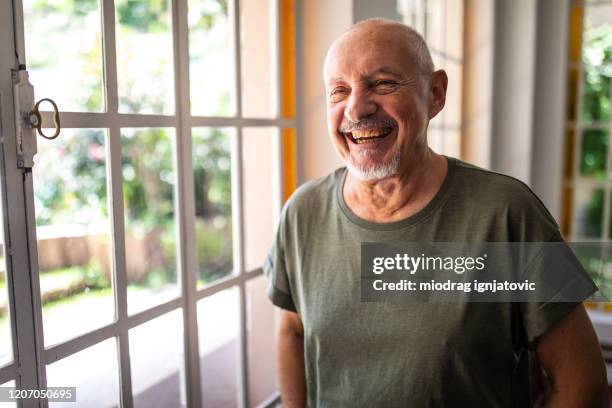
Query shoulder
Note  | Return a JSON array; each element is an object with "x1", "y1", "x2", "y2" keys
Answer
[
  {"x1": 453, "y1": 159, "x2": 548, "y2": 206},
  {"x1": 274, "y1": 167, "x2": 345, "y2": 245},
  {"x1": 450, "y1": 158, "x2": 559, "y2": 239},
  {"x1": 282, "y1": 167, "x2": 345, "y2": 218}
]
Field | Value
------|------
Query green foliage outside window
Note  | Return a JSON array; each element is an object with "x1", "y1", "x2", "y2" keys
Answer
[
  {"x1": 30, "y1": 0, "x2": 233, "y2": 295},
  {"x1": 583, "y1": 23, "x2": 612, "y2": 124},
  {"x1": 116, "y1": 0, "x2": 169, "y2": 32},
  {"x1": 580, "y1": 19, "x2": 612, "y2": 240},
  {"x1": 580, "y1": 129, "x2": 608, "y2": 178},
  {"x1": 192, "y1": 128, "x2": 233, "y2": 284}
]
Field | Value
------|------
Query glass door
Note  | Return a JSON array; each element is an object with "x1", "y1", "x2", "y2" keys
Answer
[{"x1": 0, "y1": 0, "x2": 297, "y2": 406}]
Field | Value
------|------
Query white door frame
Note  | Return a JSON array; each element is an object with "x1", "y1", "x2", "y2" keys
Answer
[{"x1": 0, "y1": 1, "x2": 47, "y2": 407}]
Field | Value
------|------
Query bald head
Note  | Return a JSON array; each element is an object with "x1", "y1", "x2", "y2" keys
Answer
[
  {"x1": 324, "y1": 18, "x2": 434, "y2": 79},
  {"x1": 322, "y1": 18, "x2": 448, "y2": 181}
]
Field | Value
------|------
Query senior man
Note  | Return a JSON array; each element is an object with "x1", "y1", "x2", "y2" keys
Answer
[{"x1": 263, "y1": 18, "x2": 607, "y2": 407}]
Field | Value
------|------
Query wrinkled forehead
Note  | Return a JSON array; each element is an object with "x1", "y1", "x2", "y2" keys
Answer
[{"x1": 323, "y1": 29, "x2": 419, "y2": 84}]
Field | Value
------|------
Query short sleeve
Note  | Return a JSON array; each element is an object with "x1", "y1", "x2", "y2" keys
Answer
[
  {"x1": 519, "y1": 231, "x2": 598, "y2": 344},
  {"x1": 520, "y1": 301, "x2": 583, "y2": 344},
  {"x1": 263, "y1": 214, "x2": 297, "y2": 312}
]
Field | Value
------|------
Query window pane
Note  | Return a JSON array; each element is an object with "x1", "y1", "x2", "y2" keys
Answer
[
  {"x1": 46, "y1": 339, "x2": 119, "y2": 408},
  {"x1": 23, "y1": 0, "x2": 104, "y2": 112},
  {"x1": 130, "y1": 310, "x2": 185, "y2": 407},
  {"x1": 115, "y1": 0, "x2": 175, "y2": 114},
  {"x1": 242, "y1": 128, "x2": 277, "y2": 271},
  {"x1": 240, "y1": 0, "x2": 277, "y2": 117},
  {"x1": 444, "y1": 0, "x2": 463, "y2": 60},
  {"x1": 580, "y1": 129, "x2": 608, "y2": 178},
  {"x1": 423, "y1": 0, "x2": 444, "y2": 52},
  {"x1": 122, "y1": 128, "x2": 179, "y2": 314},
  {"x1": 188, "y1": 0, "x2": 235, "y2": 116},
  {"x1": 34, "y1": 129, "x2": 114, "y2": 347},
  {"x1": 582, "y1": 67, "x2": 611, "y2": 124},
  {"x1": 583, "y1": 4, "x2": 612, "y2": 124},
  {"x1": 583, "y1": 4, "x2": 612, "y2": 66},
  {"x1": 573, "y1": 188, "x2": 604, "y2": 239},
  {"x1": 246, "y1": 276, "x2": 276, "y2": 406},
  {"x1": 397, "y1": 0, "x2": 424, "y2": 33},
  {"x1": 198, "y1": 288, "x2": 239, "y2": 407},
  {"x1": 192, "y1": 128, "x2": 233, "y2": 288}
]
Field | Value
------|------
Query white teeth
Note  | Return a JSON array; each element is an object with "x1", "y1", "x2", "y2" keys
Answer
[{"x1": 352, "y1": 129, "x2": 388, "y2": 139}]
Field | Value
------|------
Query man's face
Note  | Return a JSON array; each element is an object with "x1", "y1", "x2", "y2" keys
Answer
[{"x1": 324, "y1": 29, "x2": 440, "y2": 180}]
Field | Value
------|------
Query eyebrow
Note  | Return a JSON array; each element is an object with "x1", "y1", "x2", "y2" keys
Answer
[
  {"x1": 370, "y1": 67, "x2": 403, "y2": 78},
  {"x1": 328, "y1": 67, "x2": 403, "y2": 84}
]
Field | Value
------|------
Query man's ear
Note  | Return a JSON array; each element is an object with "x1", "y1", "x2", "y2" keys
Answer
[{"x1": 428, "y1": 69, "x2": 448, "y2": 119}]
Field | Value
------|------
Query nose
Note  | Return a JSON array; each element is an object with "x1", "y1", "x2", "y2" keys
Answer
[{"x1": 344, "y1": 88, "x2": 377, "y2": 123}]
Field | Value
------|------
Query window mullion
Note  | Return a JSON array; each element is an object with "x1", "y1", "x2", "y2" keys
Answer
[
  {"x1": 171, "y1": 0, "x2": 203, "y2": 406},
  {"x1": 101, "y1": 0, "x2": 119, "y2": 114},
  {"x1": 233, "y1": 0, "x2": 243, "y2": 118},
  {"x1": 230, "y1": 0, "x2": 250, "y2": 405},
  {"x1": 107, "y1": 123, "x2": 134, "y2": 408},
  {"x1": 39, "y1": 112, "x2": 179, "y2": 129},
  {"x1": 231, "y1": 128, "x2": 249, "y2": 407},
  {"x1": 101, "y1": 0, "x2": 135, "y2": 405}
]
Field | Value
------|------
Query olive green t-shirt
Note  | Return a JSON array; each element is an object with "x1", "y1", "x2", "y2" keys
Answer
[{"x1": 263, "y1": 156, "x2": 593, "y2": 407}]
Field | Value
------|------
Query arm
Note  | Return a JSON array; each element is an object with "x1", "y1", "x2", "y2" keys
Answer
[
  {"x1": 277, "y1": 310, "x2": 307, "y2": 408},
  {"x1": 536, "y1": 304, "x2": 607, "y2": 407}
]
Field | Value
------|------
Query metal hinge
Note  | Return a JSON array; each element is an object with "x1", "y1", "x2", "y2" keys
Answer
[{"x1": 12, "y1": 66, "x2": 36, "y2": 169}]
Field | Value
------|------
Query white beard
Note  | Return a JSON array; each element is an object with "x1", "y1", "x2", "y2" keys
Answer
[{"x1": 346, "y1": 145, "x2": 401, "y2": 181}]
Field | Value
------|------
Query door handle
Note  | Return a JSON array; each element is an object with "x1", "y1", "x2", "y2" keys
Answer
[
  {"x1": 13, "y1": 67, "x2": 62, "y2": 168},
  {"x1": 27, "y1": 98, "x2": 61, "y2": 140}
]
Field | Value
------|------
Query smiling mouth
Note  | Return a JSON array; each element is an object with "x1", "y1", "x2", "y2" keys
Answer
[{"x1": 344, "y1": 127, "x2": 394, "y2": 144}]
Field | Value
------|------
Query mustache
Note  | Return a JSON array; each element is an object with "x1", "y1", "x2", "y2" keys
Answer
[{"x1": 338, "y1": 117, "x2": 397, "y2": 133}]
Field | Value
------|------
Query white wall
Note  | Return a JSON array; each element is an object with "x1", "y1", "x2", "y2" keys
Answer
[
  {"x1": 530, "y1": 0, "x2": 570, "y2": 220},
  {"x1": 462, "y1": 0, "x2": 494, "y2": 169},
  {"x1": 297, "y1": 0, "x2": 351, "y2": 183},
  {"x1": 490, "y1": 0, "x2": 538, "y2": 184}
]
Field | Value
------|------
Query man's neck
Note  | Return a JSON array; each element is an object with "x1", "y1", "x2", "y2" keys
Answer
[{"x1": 343, "y1": 151, "x2": 448, "y2": 223}]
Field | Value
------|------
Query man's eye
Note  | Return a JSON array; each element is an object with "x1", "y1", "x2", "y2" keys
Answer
[
  {"x1": 372, "y1": 80, "x2": 398, "y2": 94},
  {"x1": 375, "y1": 80, "x2": 396, "y2": 88},
  {"x1": 329, "y1": 88, "x2": 348, "y2": 102}
]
